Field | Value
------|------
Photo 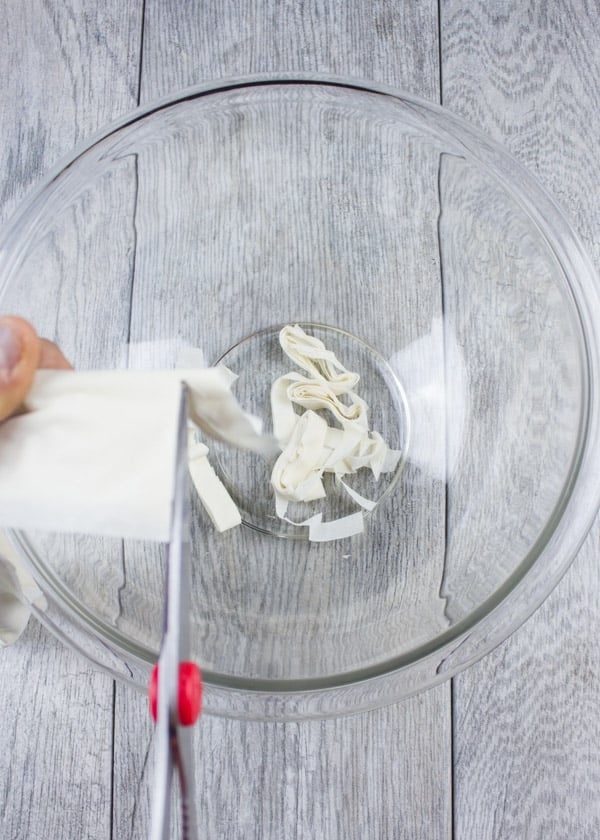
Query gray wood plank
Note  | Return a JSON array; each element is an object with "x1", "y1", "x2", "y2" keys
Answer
[
  {"x1": 140, "y1": 0, "x2": 440, "y2": 99},
  {"x1": 0, "y1": 1, "x2": 143, "y2": 839},
  {"x1": 0, "y1": 621, "x2": 115, "y2": 840},
  {"x1": 115, "y1": 684, "x2": 451, "y2": 840},
  {"x1": 114, "y1": 3, "x2": 452, "y2": 840},
  {"x1": 0, "y1": 0, "x2": 142, "y2": 227},
  {"x1": 119, "y1": 89, "x2": 449, "y2": 677},
  {"x1": 441, "y1": 2, "x2": 600, "y2": 838},
  {"x1": 453, "y1": 524, "x2": 600, "y2": 840},
  {"x1": 436, "y1": 151, "x2": 583, "y2": 617}
]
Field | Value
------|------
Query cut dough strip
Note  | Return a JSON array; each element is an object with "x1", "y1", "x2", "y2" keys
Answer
[
  {"x1": 187, "y1": 425, "x2": 241, "y2": 532},
  {"x1": 270, "y1": 325, "x2": 402, "y2": 540},
  {"x1": 278, "y1": 324, "x2": 360, "y2": 394}
]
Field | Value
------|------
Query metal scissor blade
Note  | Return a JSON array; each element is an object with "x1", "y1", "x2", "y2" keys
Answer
[
  {"x1": 150, "y1": 383, "x2": 197, "y2": 840},
  {"x1": 149, "y1": 732, "x2": 173, "y2": 840}
]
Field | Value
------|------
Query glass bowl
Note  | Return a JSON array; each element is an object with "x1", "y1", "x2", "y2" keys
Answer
[{"x1": 1, "y1": 75, "x2": 599, "y2": 720}]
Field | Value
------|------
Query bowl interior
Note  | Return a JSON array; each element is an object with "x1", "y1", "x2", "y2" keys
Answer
[{"x1": 0, "y1": 82, "x2": 588, "y2": 698}]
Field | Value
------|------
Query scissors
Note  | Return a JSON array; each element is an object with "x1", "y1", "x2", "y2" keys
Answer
[{"x1": 148, "y1": 383, "x2": 202, "y2": 840}]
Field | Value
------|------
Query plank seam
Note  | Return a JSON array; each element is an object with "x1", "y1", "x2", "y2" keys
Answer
[
  {"x1": 136, "y1": 0, "x2": 147, "y2": 106},
  {"x1": 109, "y1": 680, "x2": 116, "y2": 840},
  {"x1": 437, "y1": 0, "x2": 445, "y2": 106},
  {"x1": 116, "y1": 3, "x2": 146, "y2": 834},
  {"x1": 437, "y1": 6, "x2": 454, "y2": 836}
]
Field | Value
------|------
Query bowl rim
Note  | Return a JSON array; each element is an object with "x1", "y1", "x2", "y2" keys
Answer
[{"x1": 3, "y1": 72, "x2": 600, "y2": 719}]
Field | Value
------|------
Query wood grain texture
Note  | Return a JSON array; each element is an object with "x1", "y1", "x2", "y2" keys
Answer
[
  {"x1": 0, "y1": 1, "x2": 143, "y2": 839},
  {"x1": 442, "y1": 2, "x2": 600, "y2": 837},
  {"x1": 4, "y1": 3, "x2": 600, "y2": 840},
  {"x1": 0, "y1": 0, "x2": 142, "y2": 226},
  {"x1": 114, "y1": 685, "x2": 451, "y2": 840},
  {"x1": 119, "y1": 87, "x2": 450, "y2": 681},
  {"x1": 141, "y1": 0, "x2": 439, "y2": 99},
  {"x1": 437, "y1": 154, "x2": 583, "y2": 618},
  {"x1": 0, "y1": 0, "x2": 144, "y2": 367},
  {"x1": 0, "y1": 620, "x2": 114, "y2": 840},
  {"x1": 453, "y1": 526, "x2": 600, "y2": 840},
  {"x1": 112, "y1": 3, "x2": 453, "y2": 840}
]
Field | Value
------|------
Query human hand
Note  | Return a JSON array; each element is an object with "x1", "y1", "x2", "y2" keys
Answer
[{"x1": 0, "y1": 316, "x2": 72, "y2": 422}]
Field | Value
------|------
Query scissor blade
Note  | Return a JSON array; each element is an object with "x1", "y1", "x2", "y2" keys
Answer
[
  {"x1": 149, "y1": 736, "x2": 173, "y2": 840},
  {"x1": 150, "y1": 383, "x2": 195, "y2": 840},
  {"x1": 166, "y1": 382, "x2": 192, "y2": 668}
]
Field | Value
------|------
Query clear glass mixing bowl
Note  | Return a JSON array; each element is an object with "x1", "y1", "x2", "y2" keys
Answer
[{"x1": 1, "y1": 76, "x2": 599, "y2": 719}]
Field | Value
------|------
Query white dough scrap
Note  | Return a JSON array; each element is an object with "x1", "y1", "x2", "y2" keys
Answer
[
  {"x1": 270, "y1": 325, "x2": 402, "y2": 540},
  {"x1": 278, "y1": 324, "x2": 360, "y2": 394},
  {"x1": 187, "y1": 425, "x2": 241, "y2": 532},
  {"x1": 270, "y1": 410, "x2": 329, "y2": 514}
]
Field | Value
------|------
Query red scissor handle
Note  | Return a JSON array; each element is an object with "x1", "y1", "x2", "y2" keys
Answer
[{"x1": 149, "y1": 662, "x2": 203, "y2": 726}]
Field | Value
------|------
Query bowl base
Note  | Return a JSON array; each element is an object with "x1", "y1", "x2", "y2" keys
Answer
[{"x1": 212, "y1": 322, "x2": 409, "y2": 539}]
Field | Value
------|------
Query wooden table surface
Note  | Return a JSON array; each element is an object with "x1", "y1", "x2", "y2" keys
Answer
[{"x1": 1, "y1": 2, "x2": 600, "y2": 838}]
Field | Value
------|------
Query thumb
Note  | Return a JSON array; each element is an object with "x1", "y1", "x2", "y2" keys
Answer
[{"x1": 0, "y1": 317, "x2": 41, "y2": 421}]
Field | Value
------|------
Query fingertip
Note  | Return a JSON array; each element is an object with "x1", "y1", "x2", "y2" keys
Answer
[
  {"x1": 0, "y1": 316, "x2": 41, "y2": 421},
  {"x1": 39, "y1": 338, "x2": 73, "y2": 370},
  {"x1": 0, "y1": 316, "x2": 40, "y2": 360}
]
